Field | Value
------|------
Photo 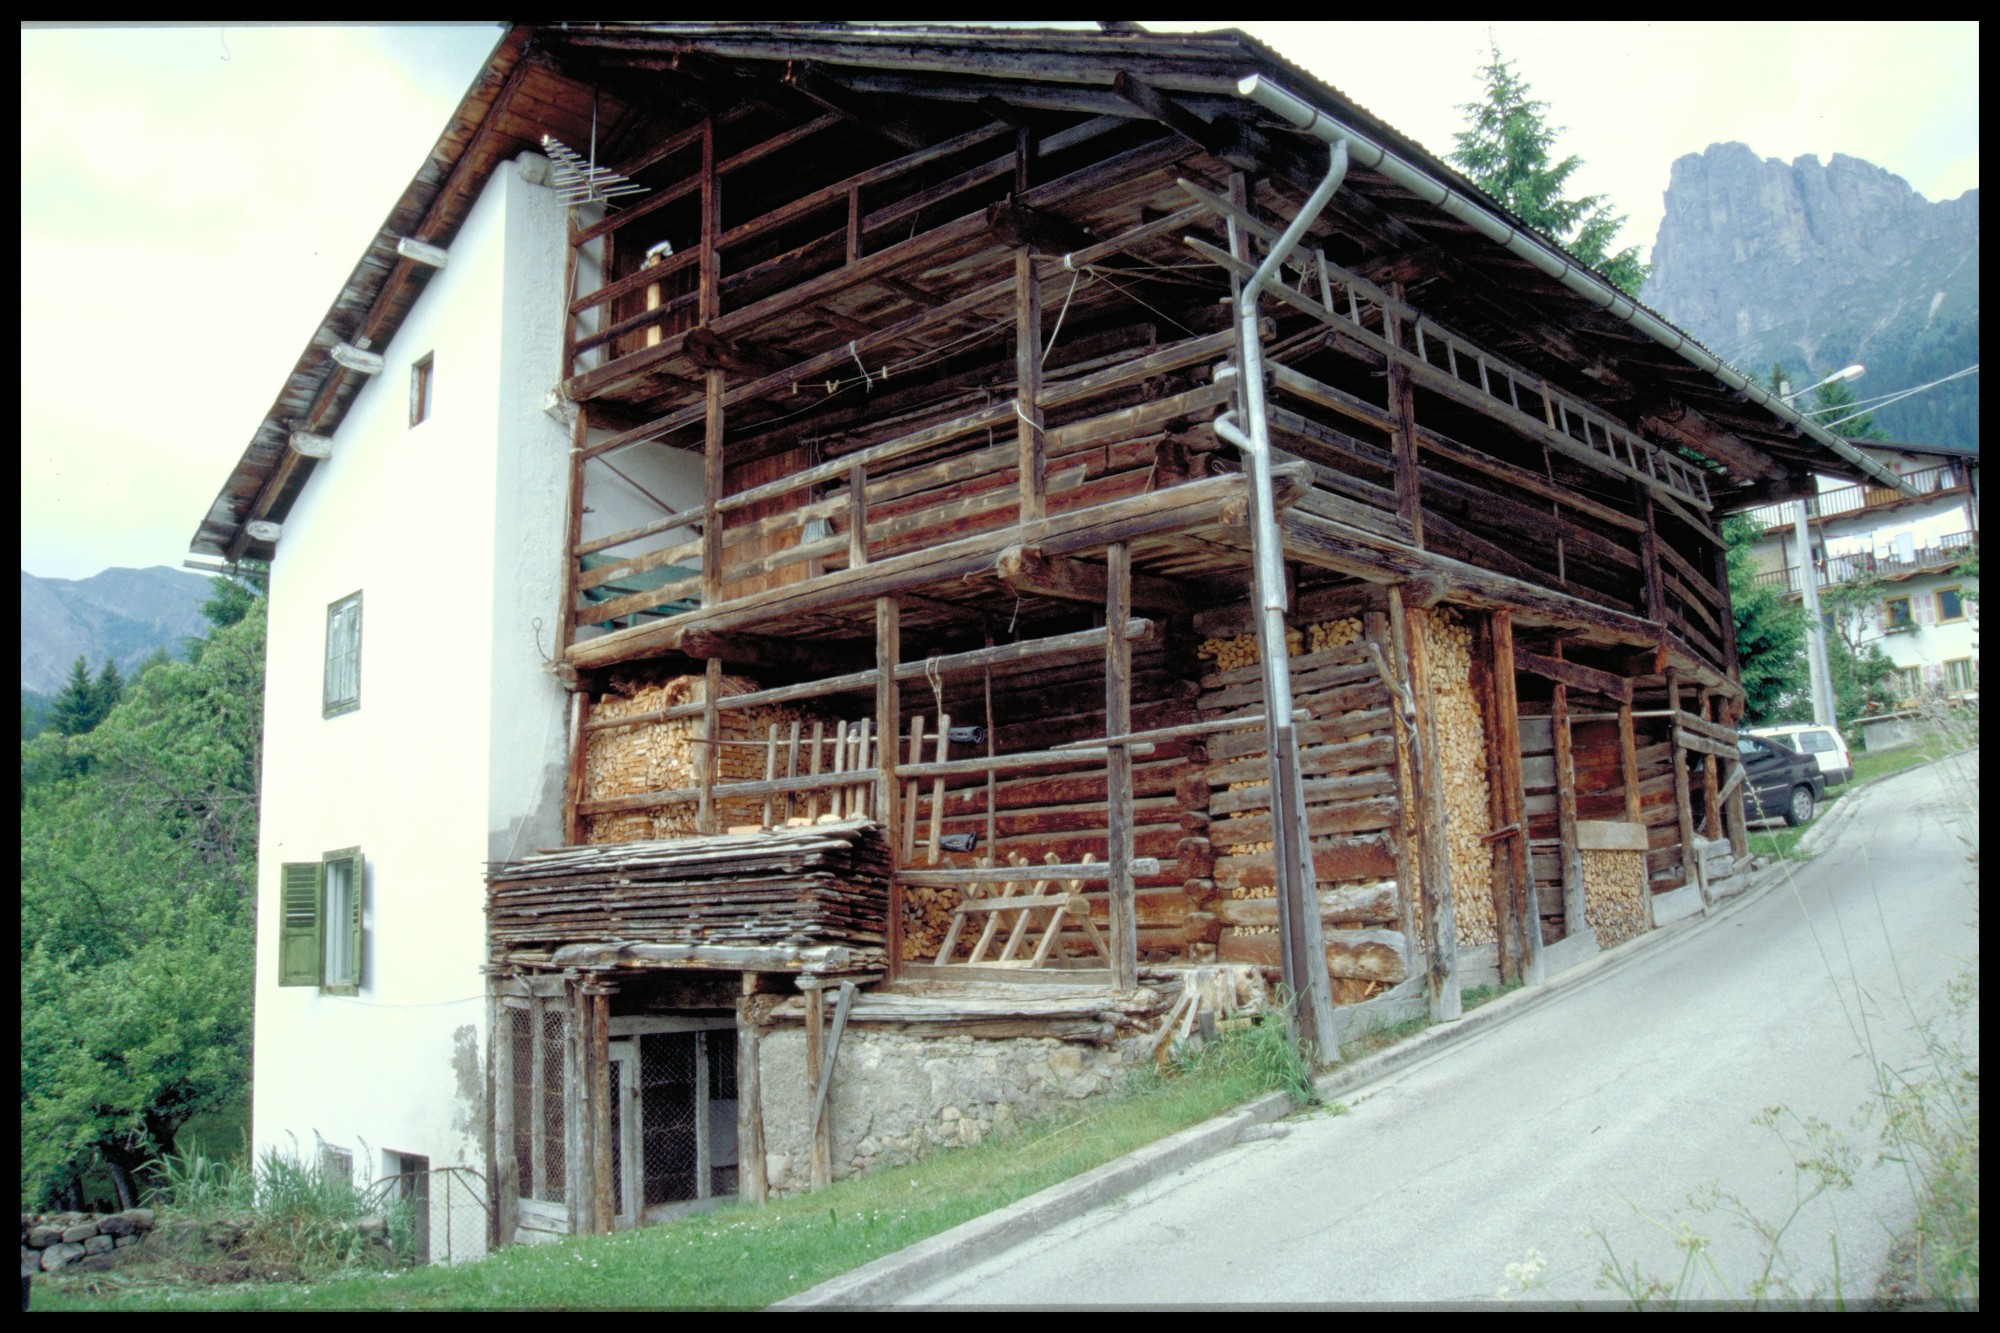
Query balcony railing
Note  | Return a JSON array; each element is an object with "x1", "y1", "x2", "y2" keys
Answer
[
  {"x1": 1740, "y1": 462, "x2": 1970, "y2": 532},
  {"x1": 1751, "y1": 530, "x2": 1976, "y2": 593}
]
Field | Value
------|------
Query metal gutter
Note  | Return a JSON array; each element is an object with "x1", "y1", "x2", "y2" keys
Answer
[{"x1": 1236, "y1": 74, "x2": 1917, "y2": 499}]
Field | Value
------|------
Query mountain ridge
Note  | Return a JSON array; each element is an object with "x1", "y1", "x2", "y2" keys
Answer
[
  {"x1": 1644, "y1": 141, "x2": 1978, "y2": 449},
  {"x1": 20, "y1": 565, "x2": 216, "y2": 694}
]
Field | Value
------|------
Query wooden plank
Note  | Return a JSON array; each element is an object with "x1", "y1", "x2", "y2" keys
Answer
[
  {"x1": 805, "y1": 986, "x2": 828, "y2": 1188},
  {"x1": 1477, "y1": 611, "x2": 1532, "y2": 984},
  {"x1": 589, "y1": 990, "x2": 613, "y2": 1235},
  {"x1": 738, "y1": 981, "x2": 768, "y2": 1204},
  {"x1": 1700, "y1": 691, "x2": 1723, "y2": 842},
  {"x1": 1618, "y1": 702, "x2": 1643, "y2": 825},
  {"x1": 898, "y1": 859, "x2": 1160, "y2": 886},
  {"x1": 1667, "y1": 669, "x2": 1703, "y2": 908},
  {"x1": 1385, "y1": 280, "x2": 1424, "y2": 546}
]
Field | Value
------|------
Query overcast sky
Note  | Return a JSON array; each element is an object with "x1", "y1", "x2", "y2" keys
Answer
[{"x1": 19, "y1": 21, "x2": 1979, "y2": 582}]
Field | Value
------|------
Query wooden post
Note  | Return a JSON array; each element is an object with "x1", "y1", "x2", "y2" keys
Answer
[
  {"x1": 876, "y1": 596, "x2": 903, "y2": 976},
  {"x1": 804, "y1": 984, "x2": 830, "y2": 1189},
  {"x1": 1105, "y1": 542, "x2": 1137, "y2": 993},
  {"x1": 698, "y1": 657, "x2": 723, "y2": 835},
  {"x1": 558, "y1": 406, "x2": 589, "y2": 655},
  {"x1": 562, "y1": 688, "x2": 591, "y2": 846},
  {"x1": 588, "y1": 987, "x2": 613, "y2": 1235},
  {"x1": 1666, "y1": 668, "x2": 1705, "y2": 909},
  {"x1": 1723, "y1": 697, "x2": 1750, "y2": 861},
  {"x1": 1015, "y1": 249, "x2": 1045, "y2": 522},
  {"x1": 527, "y1": 992, "x2": 549, "y2": 1205},
  {"x1": 1391, "y1": 586, "x2": 1459, "y2": 1021},
  {"x1": 487, "y1": 986, "x2": 513, "y2": 1248},
  {"x1": 1385, "y1": 281, "x2": 1424, "y2": 547},
  {"x1": 1479, "y1": 611, "x2": 1540, "y2": 985},
  {"x1": 1618, "y1": 701, "x2": 1643, "y2": 825},
  {"x1": 1635, "y1": 484, "x2": 1667, "y2": 625},
  {"x1": 562, "y1": 979, "x2": 583, "y2": 1235},
  {"x1": 1368, "y1": 608, "x2": 1419, "y2": 950},
  {"x1": 736, "y1": 976, "x2": 768, "y2": 1204},
  {"x1": 1700, "y1": 690, "x2": 1723, "y2": 839},
  {"x1": 1550, "y1": 637, "x2": 1587, "y2": 940}
]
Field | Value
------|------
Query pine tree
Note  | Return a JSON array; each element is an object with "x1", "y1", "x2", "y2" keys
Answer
[
  {"x1": 94, "y1": 659, "x2": 125, "y2": 721},
  {"x1": 1451, "y1": 39, "x2": 1648, "y2": 296},
  {"x1": 51, "y1": 656, "x2": 105, "y2": 737}
]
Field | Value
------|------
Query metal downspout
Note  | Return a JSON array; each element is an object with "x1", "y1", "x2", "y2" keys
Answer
[
  {"x1": 1215, "y1": 139, "x2": 1348, "y2": 1065},
  {"x1": 1235, "y1": 74, "x2": 1915, "y2": 501}
]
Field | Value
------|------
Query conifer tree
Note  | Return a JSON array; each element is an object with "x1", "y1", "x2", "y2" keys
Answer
[{"x1": 1451, "y1": 38, "x2": 1648, "y2": 295}]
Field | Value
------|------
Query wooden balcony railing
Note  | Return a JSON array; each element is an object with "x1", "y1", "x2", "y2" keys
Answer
[
  {"x1": 1740, "y1": 462, "x2": 1969, "y2": 532},
  {"x1": 1751, "y1": 530, "x2": 1975, "y2": 592}
]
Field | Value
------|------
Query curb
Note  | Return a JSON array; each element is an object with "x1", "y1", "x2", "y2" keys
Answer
[{"x1": 777, "y1": 752, "x2": 1966, "y2": 1307}]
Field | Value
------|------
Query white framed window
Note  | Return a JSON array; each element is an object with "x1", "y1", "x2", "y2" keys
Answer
[{"x1": 324, "y1": 592, "x2": 362, "y2": 716}]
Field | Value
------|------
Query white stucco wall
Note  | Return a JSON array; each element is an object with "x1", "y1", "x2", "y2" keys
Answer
[{"x1": 251, "y1": 155, "x2": 571, "y2": 1229}]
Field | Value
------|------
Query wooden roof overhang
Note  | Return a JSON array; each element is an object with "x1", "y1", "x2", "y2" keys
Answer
[{"x1": 194, "y1": 21, "x2": 1857, "y2": 565}]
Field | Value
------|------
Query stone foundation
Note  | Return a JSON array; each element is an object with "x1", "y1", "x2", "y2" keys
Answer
[{"x1": 755, "y1": 1028, "x2": 1148, "y2": 1191}]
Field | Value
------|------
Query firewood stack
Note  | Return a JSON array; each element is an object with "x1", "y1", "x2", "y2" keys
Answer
[
  {"x1": 580, "y1": 675, "x2": 823, "y2": 842},
  {"x1": 486, "y1": 819, "x2": 891, "y2": 960},
  {"x1": 1581, "y1": 848, "x2": 1647, "y2": 948},
  {"x1": 1423, "y1": 608, "x2": 1496, "y2": 947}
]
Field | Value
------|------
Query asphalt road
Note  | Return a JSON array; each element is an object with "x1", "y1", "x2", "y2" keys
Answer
[{"x1": 897, "y1": 751, "x2": 1980, "y2": 1307}]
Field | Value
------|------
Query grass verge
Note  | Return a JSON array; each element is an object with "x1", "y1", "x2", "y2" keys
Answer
[{"x1": 37, "y1": 1022, "x2": 1311, "y2": 1311}]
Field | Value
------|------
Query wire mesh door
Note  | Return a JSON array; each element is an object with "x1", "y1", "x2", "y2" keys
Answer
[{"x1": 639, "y1": 1031, "x2": 701, "y2": 1207}]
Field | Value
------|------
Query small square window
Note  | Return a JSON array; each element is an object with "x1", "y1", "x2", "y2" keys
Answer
[
  {"x1": 1883, "y1": 596, "x2": 1913, "y2": 631},
  {"x1": 325, "y1": 592, "x2": 362, "y2": 716},
  {"x1": 411, "y1": 352, "x2": 434, "y2": 427},
  {"x1": 1937, "y1": 586, "x2": 1965, "y2": 622}
]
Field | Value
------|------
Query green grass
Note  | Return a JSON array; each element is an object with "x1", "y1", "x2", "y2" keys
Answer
[{"x1": 37, "y1": 1024, "x2": 1306, "y2": 1312}]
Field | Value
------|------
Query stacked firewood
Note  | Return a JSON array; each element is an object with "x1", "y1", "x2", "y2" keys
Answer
[
  {"x1": 487, "y1": 819, "x2": 891, "y2": 956},
  {"x1": 1424, "y1": 609, "x2": 1496, "y2": 946},
  {"x1": 903, "y1": 874, "x2": 966, "y2": 959},
  {"x1": 1581, "y1": 848, "x2": 1647, "y2": 948},
  {"x1": 580, "y1": 675, "x2": 823, "y2": 842}
]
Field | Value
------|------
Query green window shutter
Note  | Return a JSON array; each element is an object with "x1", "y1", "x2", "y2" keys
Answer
[
  {"x1": 279, "y1": 862, "x2": 324, "y2": 986},
  {"x1": 345, "y1": 850, "x2": 366, "y2": 989}
]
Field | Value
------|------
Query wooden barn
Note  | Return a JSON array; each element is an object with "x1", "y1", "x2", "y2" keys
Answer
[{"x1": 196, "y1": 23, "x2": 1914, "y2": 1247}]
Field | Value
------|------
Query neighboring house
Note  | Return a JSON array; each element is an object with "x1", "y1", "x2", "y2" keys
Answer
[
  {"x1": 191, "y1": 23, "x2": 1913, "y2": 1255},
  {"x1": 1742, "y1": 443, "x2": 1979, "y2": 707}
]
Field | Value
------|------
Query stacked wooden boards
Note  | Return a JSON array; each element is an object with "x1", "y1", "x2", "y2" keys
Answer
[
  {"x1": 487, "y1": 819, "x2": 890, "y2": 967},
  {"x1": 1191, "y1": 617, "x2": 1410, "y2": 994}
]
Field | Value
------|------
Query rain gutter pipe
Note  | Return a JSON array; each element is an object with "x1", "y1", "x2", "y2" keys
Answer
[
  {"x1": 1235, "y1": 75, "x2": 1914, "y2": 500},
  {"x1": 1213, "y1": 138, "x2": 1348, "y2": 1063}
]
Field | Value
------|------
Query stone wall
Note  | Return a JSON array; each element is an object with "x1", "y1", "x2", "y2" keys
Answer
[
  {"x1": 21, "y1": 1208, "x2": 154, "y2": 1274},
  {"x1": 754, "y1": 1027, "x2": 1147, "y2": 1191}
]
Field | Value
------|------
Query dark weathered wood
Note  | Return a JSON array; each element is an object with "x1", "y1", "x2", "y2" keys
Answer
[
  {"x1": 563, "y1": 689, "x2": 590, "y2": 846},
  {"x1": 1700, "y1": 690, "x2": 1722, "y2": 840},
  {"x1": 1105, "y1": 542, "x2": 1137, "y2": 993},
  {"x1": 1385, "y1": 280, "x2": 1424, "y2": 546},
  {"x1": 996, "y1": 545, "x2": 1190, "y2": 616},
  {"x1": 1015, "y1": 248, "x2": 1047, "y2": 522},
  {"x1": 698, "y1": 657, "x2": 723, "y2": 834}
]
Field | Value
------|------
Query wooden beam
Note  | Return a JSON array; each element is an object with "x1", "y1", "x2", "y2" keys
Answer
[
  {"x1": 1105, "y1": 542, "x2": 1137, "y2": 994},
  {"x1": 677, "y1": 629, "x2": 872, "y2": 678},
  {"x1": 1618, "y1": 702, "x2": 1643, "y2": 825},
  {"x1": 1666, "y1": 668, "x2": 1704, "y2": 906},
  {"x1": 995, "y1": 545, "x2": 1191, "y2": 616},
  {"x1": 589, "y1": 989, "x2": 613, "y2": 1235},
  {"x1": 1700, "y1": 690, "x2": 1723, "y2": 840},
  {"x1": 1513, "y1": 647, "x2": 1634, "y2": 704},
  {"x1": 785, "y1": 60, "x2": 931, "y2": 149},
  {"x1": 804, "y1": 985, "x2": 828, "y2": 1189}
]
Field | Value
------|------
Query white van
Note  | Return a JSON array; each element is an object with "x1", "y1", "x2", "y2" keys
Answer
[{"x1": 1746, "y1": 723, "x2": 1854, "y2": 787}]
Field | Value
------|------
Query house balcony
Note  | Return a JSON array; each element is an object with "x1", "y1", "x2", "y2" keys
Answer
[
  {"x1": 1739, "y1": 462, "x2": 1972, "y2": 534},
  {"x1": 1751, "y1": 530, "x2": 1976, "y2": 594}
]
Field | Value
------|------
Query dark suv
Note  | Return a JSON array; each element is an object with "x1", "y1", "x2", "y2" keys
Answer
[{"x1": 1735, "y1": 734, "x2": 1826, "y2": 826}]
